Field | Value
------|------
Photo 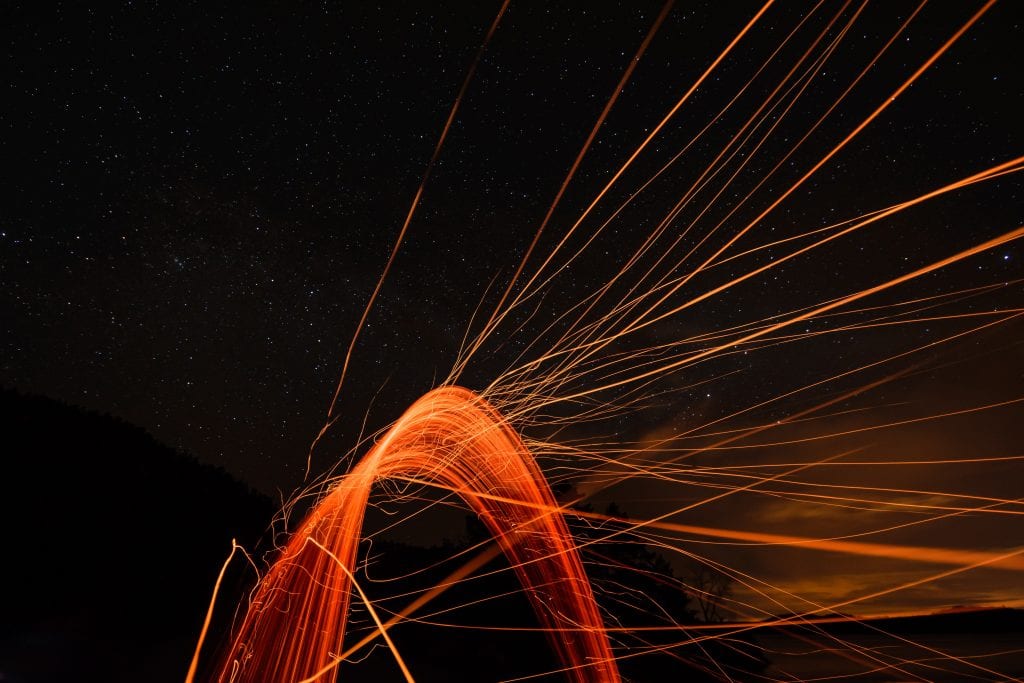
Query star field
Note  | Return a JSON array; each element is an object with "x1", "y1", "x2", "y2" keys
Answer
[{"x1": 3, "y1": 1, "x2": 1021, "y2": 504}]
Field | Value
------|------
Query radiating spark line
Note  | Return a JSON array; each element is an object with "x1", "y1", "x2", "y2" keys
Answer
[
  {"x1": 486, "y1": 0, "x2": 926, "y2": 388},
  {"x1": 692, "y1": 395, "x2": 1024, "y2": 451},
  {"x1": 393, "y1": 474, "x2": 1024, "y2": 573},
  {"x1": 313, "y1": 1, "x2": 511, "y2": 476},
  {"x1": 306, "y1": 536, "x2": 415, "y2": 683},
  {"x1": 500, "y1": 0, "x2": 855, "y2": 370},
  {"x1": 467, "y1": 0, "x2": 676, "y2": 367},
  {"x1": 485, "y1": 0, "x2": 777, "y2": 330},
  {"x1": 613, "y1": 0, "x2": 995, "y2": 338},
  {"x1": 523, "y1": 223, "x2": 1024, "y2": 410},
  {"x1": 710, "y1": 454, "x2": 1024, "y2": 469},
  {"x1": 679, "y1": 557, "x2": 1012, "y2": 681},
  {"x1": 186, "y1": 540, "x2": 242, "y2": 683},
  {"x1": 496, "y1": 155, "x2": 1023, "y2": 396}
]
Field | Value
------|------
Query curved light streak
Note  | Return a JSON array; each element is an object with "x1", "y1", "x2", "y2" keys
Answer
[{"x1": 214, "y1": 386, "x2": 618, "y2": 683}]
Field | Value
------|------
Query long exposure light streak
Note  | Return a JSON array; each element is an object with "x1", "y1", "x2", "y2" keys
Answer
[
  {"x1": 211, "y1": 387, "x2": 617, "y2": 682},
  {"x1": 465, "y1": 0, "x2": 778, "y2": 359},
  {"x1": 314, "y1": 1, "x2": 511, "y2": 476}
]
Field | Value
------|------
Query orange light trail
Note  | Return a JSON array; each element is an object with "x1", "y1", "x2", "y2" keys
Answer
[
  {"x1": 389, "y1": 475, "x2": 1024, "y2": 574},
  {"x1": 471, "y1": 0, "x2": 778, "y2": 351},
  {"x1": 213, "y1": 386, "x2": 617, "y2": 682},
  {"x1": 491, "y1": 154, "x2": 1024, "y2": 401},
  {"x1": 316, "y1": 1, "x2": 511, "y2": 469},
  {"x1": 475, "y1": 0, "x2": 676, "y2": 349}
]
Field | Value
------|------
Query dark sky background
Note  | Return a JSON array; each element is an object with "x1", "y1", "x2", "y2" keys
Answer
[{"x1": 4, "y1": 1, "x2": 1023, "y2": 616}]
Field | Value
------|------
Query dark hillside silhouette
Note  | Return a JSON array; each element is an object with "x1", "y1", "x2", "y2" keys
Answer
[{"x1": 0, "y1": 388, "x2": 274, "y2": 683}]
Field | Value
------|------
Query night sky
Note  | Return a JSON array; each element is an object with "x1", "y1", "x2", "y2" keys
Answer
[{"x1": 4, "y1": 1, "x2": 1023, "y2": 618}]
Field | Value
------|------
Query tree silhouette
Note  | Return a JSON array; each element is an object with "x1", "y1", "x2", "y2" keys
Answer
[{"x1": 690, "y1": 562, "x2": 735, "y2": 624}]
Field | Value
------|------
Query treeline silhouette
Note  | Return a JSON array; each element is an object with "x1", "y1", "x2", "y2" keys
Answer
[{"x1": 0, "y1": 389, "x2": 765, "y2": 682}]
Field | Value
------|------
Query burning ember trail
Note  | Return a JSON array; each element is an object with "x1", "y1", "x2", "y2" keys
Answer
[{"x1": 207, "y1": 387, "x2": 617, "y2": 682}]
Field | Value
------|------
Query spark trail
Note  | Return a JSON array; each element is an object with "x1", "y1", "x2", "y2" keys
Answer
[{"x1": 210, "y1": 386, "x2": 618, "y2": 683}]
